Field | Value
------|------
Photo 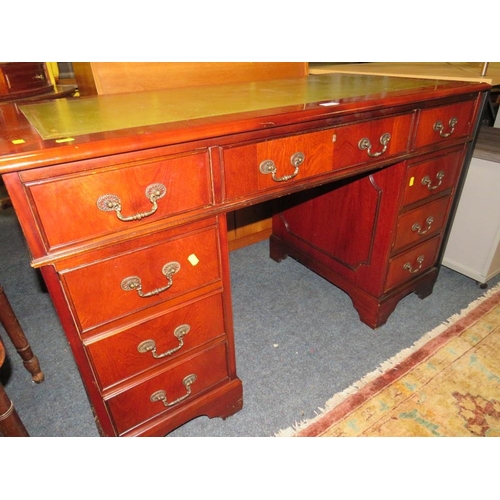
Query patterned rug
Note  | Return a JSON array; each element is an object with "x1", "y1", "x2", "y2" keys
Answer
[{"x1": 277, "y1": 282, "x2": 500, "y2": 437}]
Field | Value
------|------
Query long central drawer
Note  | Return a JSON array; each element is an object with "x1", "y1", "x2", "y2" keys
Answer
[{"x1": 221, "y1": 113, "x2": 413, "y2": 202}]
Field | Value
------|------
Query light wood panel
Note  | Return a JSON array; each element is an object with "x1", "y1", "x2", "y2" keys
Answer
[{"x1": 73, "y1": 62, "x2": 308, "y2": 96}]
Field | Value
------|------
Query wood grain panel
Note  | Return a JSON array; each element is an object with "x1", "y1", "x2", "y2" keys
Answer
[
  {"x1": 385, "y1": 236, "x2": 440, "y2": 291},
  {"x1": 392, "y1": 196, "x2": 451, "y2": 253},
  {"x1": 223, "y1": 128, "x2": 336, "y2": 201},
  {"x1": 74, "y1": 62, "x2": 308, "y2": 96},
  {"x1": 106, "y1": 341, "x2": 229, "y2": 435},
  {"x1": 26, "y1": 150, "x2": 212, "y2": 250},
  {"x1": 61, "y1": 225, "x2": 221, "y2": 332},
  {"x1": 332, "y1": 113, "x2": 414, "y2": 169},
  {"x1": 414, "y1": 100, "x2": 476, "y2": 149},
  {"x1": 402, "y1": 149, "x2": 463, "y2": 207},
  {"x1": 86, "y1": 293, "x2": 225, "y2": 390}
]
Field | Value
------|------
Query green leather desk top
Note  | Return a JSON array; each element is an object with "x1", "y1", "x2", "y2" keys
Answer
[{"x1": 19, "y1": 74, "x2": 446, "y2": 140}]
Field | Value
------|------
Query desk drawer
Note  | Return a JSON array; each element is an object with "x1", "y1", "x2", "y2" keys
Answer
[
  {"x1": 385, "y1": 236, "x2": 440, "y2": 291},
  {"x1": 106, "y1": 341, "x2": 229, "y2": 435},
  {"x1": 61, "y1": 225, "x2": 221, "y2": 333},
  {"x1": 24, "y1": 150, "x2": 212, "y2": 250},
  {"x1": 392, "y1": 196, "x2": 451, "y2": 253},
  {"x1": 332, "y1": 113, "x2": 413, "y2": 169},
  {"x1": 222, "y1": 128, "x2": 336, "y2": 201},
  {"x1": 414, "y1": 100, "x2": 476, "y2": 149},
  {"x1": 401, "y1": 149, "x2": 463, "y2": 207},
  {"x1": 222, "y1": 114, "x2": 413, "y2": 202},
  {"x1": 85, "y1": 293, "x2": 225, "y2": 390}
]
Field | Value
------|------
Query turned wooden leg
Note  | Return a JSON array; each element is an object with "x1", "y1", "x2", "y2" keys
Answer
[
  {"x1": 0, "y1": 341, "x2": 29, "y2": 436},
  {"x1": 0, "y1": 285, "x2": 44, "y2": 383},
  {"x1": 0, "y1": 384, "x2": 29, "y2": 437}
]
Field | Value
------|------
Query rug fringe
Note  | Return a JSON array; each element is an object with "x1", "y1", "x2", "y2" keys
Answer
[{"x1": 275, "y1": 281, "x2": 500, "y2": 437}]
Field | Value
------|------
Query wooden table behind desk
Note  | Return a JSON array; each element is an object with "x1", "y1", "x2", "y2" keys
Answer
[{"x1": 309, "y1": 62, "x2": 500, "y2": 86}]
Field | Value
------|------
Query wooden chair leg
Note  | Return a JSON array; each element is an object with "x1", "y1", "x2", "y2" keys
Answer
[
  {"x1": 0, "y1": 285, "x2": 44, "y2": 383},
  {"x1": 0, "y1": 341, "x2": 29, "y2": 436},
  {"x1": 0, "y1": 384, "x2": 29, "y2": 437}
]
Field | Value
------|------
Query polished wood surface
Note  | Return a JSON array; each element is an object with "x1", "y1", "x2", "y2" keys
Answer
[
  {"x1": 0, "y1": 63, "x2": 77, "y2": 215},
  {"x1": 0, "y1": 72, "x2": 490, "y2": 436},
  {"x1": 1, "y1": 74, "x2": 486, "y2": 174},
  {"x1": 61, "y1": 221, "x2": 221, "y2": 332},
  {"x1": 401, "y1": 151, "x2": 463, "y2": 206},
  {"x1": 71, "y1": 62, "x2": 308, "y2": 249},
  {"x1": 270, "y1": 141, "x2": 470, "y2": 328},
  {"x1": 24, "y1": 150, "x2": 212, "y2": 251},
  {"x1": 86, "y1": 292, "x2": 225, "y2": 390},
  {"x1": 19, "y1": 74, "x2": 443, "y2": 140}
]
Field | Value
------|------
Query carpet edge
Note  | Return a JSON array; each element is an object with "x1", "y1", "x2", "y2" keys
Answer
[{"x1": 274, "y1": 281, "x2": 500, "y2": 437}]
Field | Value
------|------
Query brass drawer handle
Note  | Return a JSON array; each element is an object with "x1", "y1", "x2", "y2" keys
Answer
[
  {"x1": 137, "y1": 324, "x2": 190, "y2": 359},
  {"x1": 358, "y1": 132, "x2": 391, "y2": 158},
  {"x1": 421, "y1": 171, "x2": 445, "y2": 190},
  {"x1": 412, "y1": 216, "x2": 434, "y2": 236},
  {"x1": 259, "y1": 152, "x2": 304, "y2": 182},
  {"x1": 97, "y1": 183, "x2": 167, "y2": 222},
  {"x1": 150, "y1": 374, "x2": 197, "y2": 408},
  {"x1": 120, "y1": 262, "x2": 180, "y2": 298},
  {"x1": 403, "y1": 255, "x2": 424, "y2": 274},
  {"x1": 433, "y1": 117, "x2": 458, "y2": 138}
]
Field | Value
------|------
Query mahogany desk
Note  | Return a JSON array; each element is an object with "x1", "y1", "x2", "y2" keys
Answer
[{"x1": 0, "y1": 73, "x2": 490, "y2": 436}]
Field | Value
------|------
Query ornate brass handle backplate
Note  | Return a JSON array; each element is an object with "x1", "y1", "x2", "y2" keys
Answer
[
  {"x1": 259, "y1": 152, "x2": 305, "y2": 182},
  {"x1": 358, "y1": 132, "x2": 391, "y2": 158},
  {"x1": 150, "y1": 374, "x2": 197, "y2": 408},
  {"x1": 433, "y1": 117, "x2": 458, "y2": 138},
  {"x1": 97, "y1": 183, "x2": 167, "y2": 221},
  {"x1": 120, "y1": 261, "x2": 180, "y2": 298}
]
